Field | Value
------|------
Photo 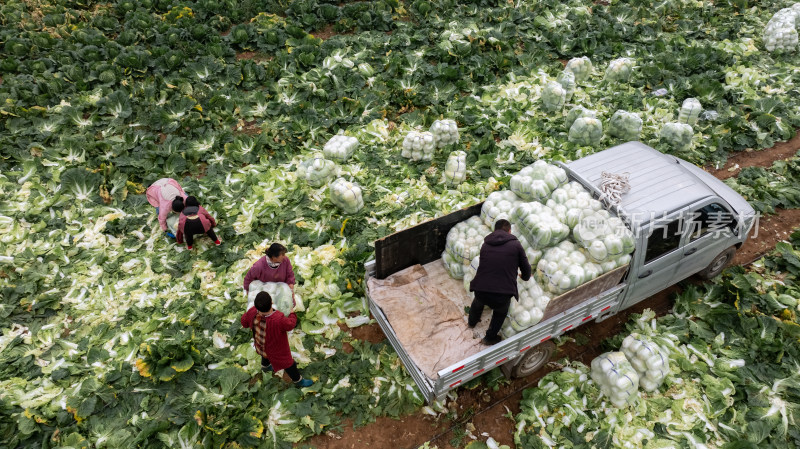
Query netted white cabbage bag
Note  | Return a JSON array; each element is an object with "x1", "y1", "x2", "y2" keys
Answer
[
  {"x1": 298, "y1": 156, "x2": 336, "y2": 187},
  {"x1": 608, "y1": 110, "x2": 642, "y2": 142},
  {"x1": 246, "y1": 281, "x2": 305, "y2": 315},
  {"x1": 621, "y1": 333, "x2": 671, "y2": 392},
  {"x1": 536, "y1": 240, "x2": 602, "y2": 294},
  {"x1": 763, "y1": 4, "x2": 800, "y2": 52},
  {"x1": 590, "y1": 351, "x2": 640, "y2": 408},
  {"x1": 509, "y1": 161, "x2": 568, "y2": 202},
  {"x1": 401, "y1": 131, "x2": 436, "y2": 161},
  {"x1": 565, "y1": 56, "x2": 593, "y2": 84},
  {"x1": 568, "y1": 116, "x2": 603, "y2": 146},
  {"x1": 511, "y1": 202, "x2": 570, "y2": 250},
  {"x1": 430, "y1": 119, "x2": 459, "y2": 147},
  {"x1": 329, "y1": 178, "x2": 365, "y2": 214},
  {"x1": 604, "y1": 58, "x2": 634, "y2": 82},
  {"x1": 443, "y1": 150, "x2": 467, "y2": 185},
  {"x1": 480, "y1": 190, "x2": 524, "y2": 228},
  {"x1": 660, "y1": 122, "x2": 693, "y2": 151},
  {"x1": 323, "y1": 135, "x2": 359, "y2": 162}
]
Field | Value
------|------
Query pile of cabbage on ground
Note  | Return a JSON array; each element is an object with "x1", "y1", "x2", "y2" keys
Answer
[
  {"x1": 3, "y1": 0, "x2": 800, "y2": 447},
  {"x1": 514, "y1": 231, "x2": 800, "y2": 448}
]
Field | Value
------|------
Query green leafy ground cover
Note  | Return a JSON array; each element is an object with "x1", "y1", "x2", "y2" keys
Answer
[
  {"x1": 514, "y1": 231, "x2": 800, "y2": 448},
  {"x1": 2, "y1": 0, "x2": 800, "y2": 447}
]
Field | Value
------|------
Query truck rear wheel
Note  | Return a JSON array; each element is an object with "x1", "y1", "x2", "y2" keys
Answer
[
  {"x1": 511, "y1": 341, "x2": 556, "y2": 378},
  {"x1": 698, "y1": 246, "x2": 736, "y2": 280}
]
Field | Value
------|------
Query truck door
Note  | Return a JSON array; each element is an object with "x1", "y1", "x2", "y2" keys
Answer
[
  {"x1": 624, "y1": 216, "x2": 686, "y2": 304},
  {"x1": 673, "y1": 201, "x2": 737, "y2": 281}
]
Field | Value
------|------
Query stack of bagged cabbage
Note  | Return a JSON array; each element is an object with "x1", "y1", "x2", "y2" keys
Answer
[{"x1": 441, "y1": 161, "x2": 636, "y2": 336}]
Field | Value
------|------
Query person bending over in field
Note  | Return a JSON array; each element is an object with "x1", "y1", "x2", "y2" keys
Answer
[
  {"x1": 241, "y1": 292, "x2": 314, "y2": 387},
  {"x1": 175, "y1": 196, "x2": 220, "y2": 250},
  {"x1": 145, "y1": 177, "x2": 187, "y2": 239}
]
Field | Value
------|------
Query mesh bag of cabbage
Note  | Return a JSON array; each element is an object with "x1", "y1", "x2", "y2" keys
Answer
[
  {"x1": 329, "y1": 178, "x2": 365, "y2": 214},
  {"x1": 590, "y1": 351, "x2": 640, "y2": 408},
  {"x1": 401, "y1": 131, "x2": 436, "y2": 161},
  {"x1": 480, "y1": 190, "x2": 525, "y2": 228},
  {"x1": 441, "y1": 249, "x2": 465, "y2": 279},
  {"x1": 621, "y1": 333, "x2": 670, "y2": 392},
  {"x1": 443, "y1": 150, "x2": 467, "y2": 185},
  {"x1": 430, "y1": 119, "x2": 459, "y2": 148},
  {"x1": 510, "y1": 202, "x2": 570, "y2": 250},
  {"x1": 323, "y1": 135, "x2": 359, "y2": 162},
  {"x1": 246, "y1": 280, "x2": 305, "y2": 315},
  {"x1": 298, "y1": 156, "x2": 336, "y2": 187},
  {"x1": 445, "y1": 216, "x2": 491, "y2": 265}
]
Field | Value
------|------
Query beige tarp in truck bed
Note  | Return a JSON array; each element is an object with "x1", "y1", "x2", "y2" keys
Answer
[{"x1": 367, "y1": 260, "x2": 492, "y2": 379}]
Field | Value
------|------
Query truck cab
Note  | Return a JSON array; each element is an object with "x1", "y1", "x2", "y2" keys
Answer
[{"x1": 565, "y1": 141, "x2": 757, "y2": 311}]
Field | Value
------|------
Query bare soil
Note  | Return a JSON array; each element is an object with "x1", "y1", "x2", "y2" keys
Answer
[
  {"x1": 707, "y1": 132, "x2": 800, "y2": 180},
  {"x1": 313, "y1": 135, "x2": 800, "y2": 448},
  {"x1": 235, "y1": 52, "x2": 274, "y2": 63}
]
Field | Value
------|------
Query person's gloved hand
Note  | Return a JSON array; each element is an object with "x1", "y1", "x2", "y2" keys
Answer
[{"x1": 165, "y1": 231, "x2": 176, "y2": 239}]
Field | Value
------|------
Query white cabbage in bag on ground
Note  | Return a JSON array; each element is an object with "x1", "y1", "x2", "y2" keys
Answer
[
  {"x1": 298, "y1": 156, "x2": 336, "y2": 187},
  {"x1": 536, "y1": 240, "x2": 602, "y2": 294},
  {"x1": 443, "y1": 150, "x2": 467, "y2": 186},
  {"x1": 401, "y1": 131, "x2": 436, "y2": 161},
  {"x1": 556, "y1": 70, "x2": 576, "y2": 102},
  {"x1": 329, "y1": 178, "x2": 365, "y2": 214},
  {"x1": 621, "y1": 333, "x2": 670, "y2": 392},
  {"x1": 247, "y1": 281, "x2": 305, "y2": 314},
  {"x1": 678, "y1": 98, "x2": 702, "y2": 126},
  {"x1": 763, "y1": 4, "x2": 800, "y2": 52},
  {"x1": 565, "y1": 106, "x2": 596, "y2": 130},
  {"x1": 166, "y1": 214, "x2": 179, "y2": 234},
  {"x1": 430, "y1": 119, "x2": 459, "y2": 147},
  {"x1": 568, "y1": 116, "x2": 603, "y2": 147},
  {"x1": 608, "y1": 110, "x2": 642, "y2": 141},
  {"x1": 509, "y1": 161, "x2": 568, "y2": 202},
  {"x1": 445, "y1": 216, "x2": 490, "y2": 265},
  {"x1": 604, "y1": 57, "x2": 634, "y2": 82},
  {"x1": 660, "y1": 122, "x2": 693, "y2": 151},
  {"x1": 565, "y1": 56, "x2": 593, "y2": 84},
  {"x1": 590, "y1": 351, "x2": 639, "y2": 408},
  {"x1": 511, "y1": 202, "x2": 570, "y2": 250},
  {"x1": 323, "y1": 135, "x2": 359, "y2": 162},
  {"x1": 541, "y1": 81, "x2": 566, "y2": 112},
  {"x1": 480, "y1": 189, "x2": 524, "y2": 228}
]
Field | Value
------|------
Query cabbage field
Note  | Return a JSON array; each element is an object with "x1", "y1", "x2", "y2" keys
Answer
[{"x1": 2, "y1": 0, "x2": 800, "y2": 447}]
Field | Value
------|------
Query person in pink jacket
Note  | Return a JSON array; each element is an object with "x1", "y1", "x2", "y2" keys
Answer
[
  {"x1": 146, "y1": 178, "x2": 187, "y2": 238},
  {"x1": 175, "y1": 196, "x2": 220, "y2": 250},
  {"x1": 243, "y1": 243, "x2": 296, "y2": 296}
]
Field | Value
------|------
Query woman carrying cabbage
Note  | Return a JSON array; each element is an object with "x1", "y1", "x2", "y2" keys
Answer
[
  {"x1": 243, "y1": 243, "x2": 297, "y2": 299},
  {"x1": 145, "y1": 177, "x2": 187, "y2": 239}
]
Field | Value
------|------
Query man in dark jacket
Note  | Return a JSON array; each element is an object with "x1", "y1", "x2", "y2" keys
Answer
[{"x1": 468, "y1": 219, "x2": 532, "y2": 345}]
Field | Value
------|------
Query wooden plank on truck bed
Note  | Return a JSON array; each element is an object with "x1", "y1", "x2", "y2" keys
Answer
[
  {"x1": 541, "y1": 265, "x2": 629, "y2": 322},
  {"x1": 375, "y1": 202, "x2": 484, "y2": 279}
]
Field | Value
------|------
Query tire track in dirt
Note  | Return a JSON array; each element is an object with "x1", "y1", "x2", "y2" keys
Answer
[{"x1": 310, "y1": 133, "x2": 800, "y2": 449}]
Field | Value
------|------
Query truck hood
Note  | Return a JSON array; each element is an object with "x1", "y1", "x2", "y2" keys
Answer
[{"x1": 676, "y1": 158, "x2": 756, "y2": 217}]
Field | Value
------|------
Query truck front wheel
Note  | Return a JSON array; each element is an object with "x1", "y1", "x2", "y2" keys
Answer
[
  {"x1": 511, "y1": 341, "x2": 556, "y2": 378},
  {"x1": 698, "y1": 247, "x2": 736, "y2": 280}
]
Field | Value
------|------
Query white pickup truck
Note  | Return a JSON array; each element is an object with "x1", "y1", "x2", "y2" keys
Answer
[{"x1": 364, "y1": 142, "x2": 757, "y2": 404}]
